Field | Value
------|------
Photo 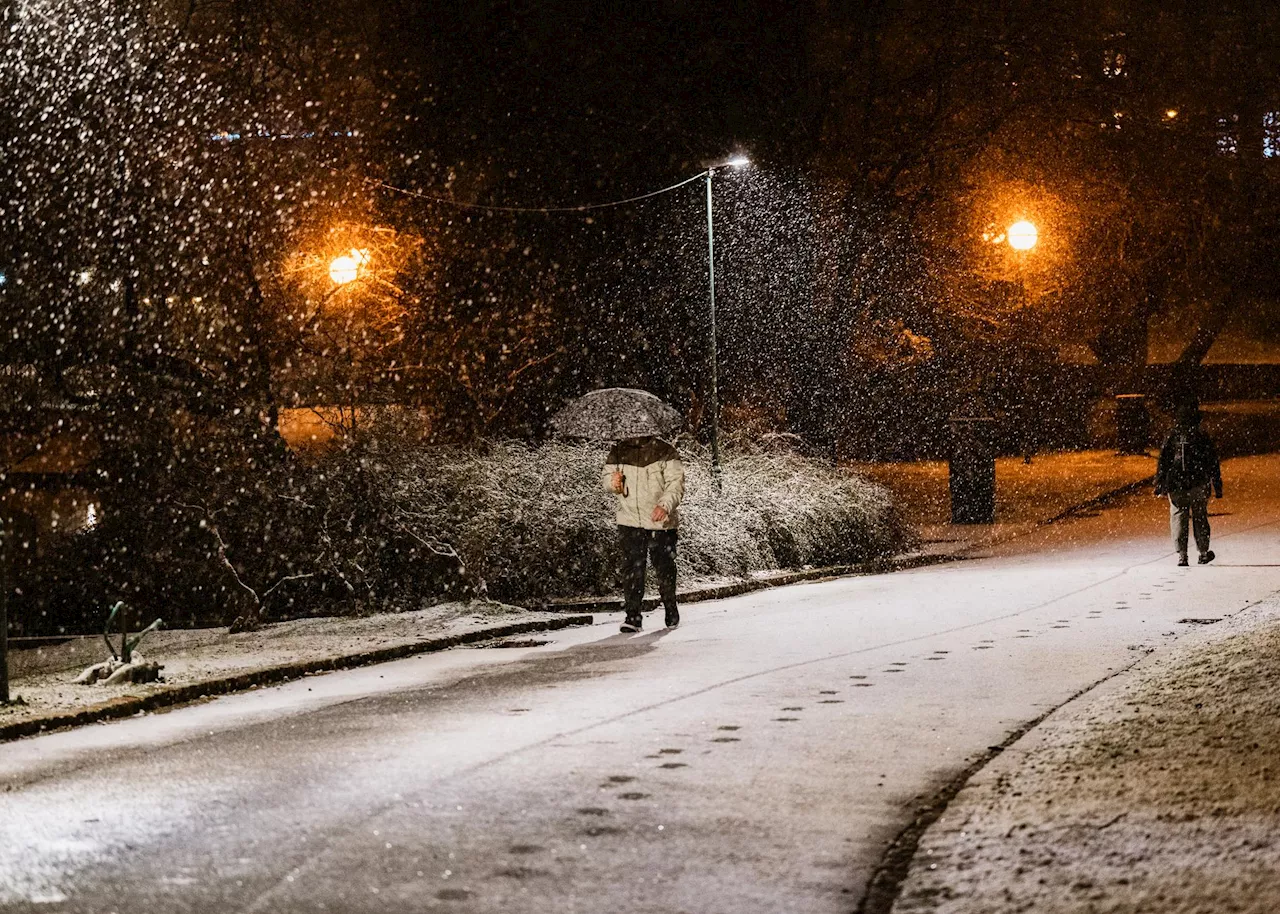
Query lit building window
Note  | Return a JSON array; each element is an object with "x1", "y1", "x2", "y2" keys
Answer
[
  {"x1": 1103, "y1": 48, "x2": 1127, "y2": 78},
  {"x1": 1264, "y1": 112, "x2": 1280, "y2": 157},
  {"x1": 1217, "y1": 115, "x2": 1240, "y2": 156}
]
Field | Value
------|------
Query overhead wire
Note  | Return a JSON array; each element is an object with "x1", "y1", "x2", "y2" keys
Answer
[{"x1": 367, "y1": 170, "x2": 710, "y2": 214}]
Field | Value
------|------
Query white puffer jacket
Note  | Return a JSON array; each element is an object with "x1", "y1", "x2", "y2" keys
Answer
[{"x1": 601, "y1": 437, "x2": 685, "y2": 530}]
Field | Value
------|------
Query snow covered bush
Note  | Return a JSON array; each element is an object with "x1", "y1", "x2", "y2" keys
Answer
[
  {"x1": 355, "y1": 422, "x2": 908, "y2": 601},
  {"x1": 12, "y1": 415, "x2": 906, "y2": 635},
  {"x1": 677, "y1": 440, "x2": 907, "y2": 580}
]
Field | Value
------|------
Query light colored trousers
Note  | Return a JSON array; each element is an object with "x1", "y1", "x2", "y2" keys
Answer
[{"x1": 1168, "y1": 484, "x2": 1212, "y2": 558}]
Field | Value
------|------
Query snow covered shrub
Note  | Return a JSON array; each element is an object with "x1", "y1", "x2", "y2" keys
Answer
[
  {"x1": 375, "y1": 439, "x2": 620, "y2": 600},
  {"x1": 351, "y1": 419, "x2": 908, "y2": 601},
  {"x1": 10, "y1": 412, "x2": 476, "y2": 635},
  {"x1": 677, "y1": 440, "x2": 907, "y2": 580},
  {"x1": 11, "y1": 415, "x2": 906, "y2": 635}
]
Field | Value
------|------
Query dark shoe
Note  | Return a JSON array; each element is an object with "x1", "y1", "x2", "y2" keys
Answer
[
  {"x1": 1198, "y1": 550, "x2": 1216, "y2": 565},
  {"x1": 1177, "y1": 555, "x2": 1189, "y2": 567},
  {"x1": 665, "y1": 606, "x2": 680, "y2": 628},
  {"x1": 620, "y1": 615, "x2": 642, "y2": 633}
]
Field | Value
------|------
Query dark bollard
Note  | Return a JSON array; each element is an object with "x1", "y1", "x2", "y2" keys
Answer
[
  {"x1": 949, "y1": 416, "x2": 996, "y2": 525},
  {"x1": 1115, "y1": 393, "x2": 1151, "y2": 454}
]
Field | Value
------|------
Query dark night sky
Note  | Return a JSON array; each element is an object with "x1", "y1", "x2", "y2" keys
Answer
[{"x1": 377, "y1": 1, "x2": 813, "y2": 200}]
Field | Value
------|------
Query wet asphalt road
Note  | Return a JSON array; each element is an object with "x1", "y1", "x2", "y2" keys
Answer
[{"x1": 3, "y1": 456, "x2": 1279, "y2": 914}]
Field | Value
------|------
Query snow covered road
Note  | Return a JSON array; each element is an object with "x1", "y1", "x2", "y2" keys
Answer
[{"x1": 3, "y1": 455, "x2": 1279, "y2": 914}]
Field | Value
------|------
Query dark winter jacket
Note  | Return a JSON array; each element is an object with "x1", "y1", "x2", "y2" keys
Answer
[{"x1": 1155, "y1": 427, "x2": 1222, "y2": 497}]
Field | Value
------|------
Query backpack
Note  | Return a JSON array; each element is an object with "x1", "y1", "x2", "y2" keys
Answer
[{"x1": 1164, "y1": 430, "x2": 1211, "y2": 491}]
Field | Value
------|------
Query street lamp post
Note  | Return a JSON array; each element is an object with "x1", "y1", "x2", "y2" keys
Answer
[
  {"x1": 0, "y1": 515, "x2": 9, "y2": 704},
  {"x1": 704, "y1": 168, "x2": 722, "y2": 480},
  {"x1": 703, "y1": 156, "x2": 749, "y2": 483},
  {"x1": 951, "y1": 217, "x2": 1042, "y2": 524}
]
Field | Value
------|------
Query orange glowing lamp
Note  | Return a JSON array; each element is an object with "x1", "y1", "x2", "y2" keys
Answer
[
  {"x1": 1007, "y1": 220, "x2": 1039, "y2": 251},
  {"x1": 329, "y1": 248, "x2": 371, "y2": 285}
]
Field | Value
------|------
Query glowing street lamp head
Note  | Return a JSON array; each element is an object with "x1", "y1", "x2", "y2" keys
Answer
[
  {"x1": 329, "y1": 248, "x2": 370, "y2": 285},
  {"x1": 726, "y1": 155, "x2": 750, "y2": 169},
  {"x1": 1007, "y1": 220, "x2": 1039, "y2": 251}
]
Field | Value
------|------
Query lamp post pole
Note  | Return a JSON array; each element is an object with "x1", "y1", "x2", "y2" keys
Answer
[
  {"x1": 700, "y1": 156, "x2": 748, "y2": 483},
  {"x1": 949, "y1": 218, "x2": 1041, "y2": 524},
  {"x1": 704, "y1": 168, "x2": 722, "y2": 482},
  {"x1": 1, "y1": 515, "x2": 9, "y2": 704}
]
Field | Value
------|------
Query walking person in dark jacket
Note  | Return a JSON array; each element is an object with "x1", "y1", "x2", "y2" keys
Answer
[{"x1": 1154, "y1": 405, "x2": 1223, "y2": 567}]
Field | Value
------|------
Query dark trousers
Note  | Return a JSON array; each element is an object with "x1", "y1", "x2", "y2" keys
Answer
[
  {"x1": 618, "y1": 526, "x2": 678, "y2": 618},
  {"x1": 1168, "y1": 484, "x2": 1212, "y2": 557}
]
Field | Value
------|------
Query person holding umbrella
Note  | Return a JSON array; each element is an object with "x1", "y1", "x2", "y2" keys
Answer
[
  {"x1": 551, "y1": 388, "x2": 686, "y2": 633},
  {"x1": 604, "y1": 436, "x2": 685, "y2": 632}
]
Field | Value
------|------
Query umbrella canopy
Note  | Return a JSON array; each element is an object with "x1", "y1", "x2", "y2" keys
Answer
[{"x1": 551, "y1": 388, "x2": 682, "y2": 441}]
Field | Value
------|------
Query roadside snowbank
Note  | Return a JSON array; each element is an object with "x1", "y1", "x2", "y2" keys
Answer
[
  {"x1": 0, "y1": 601, "x2": 559, "y2": 730},
  {"x1": 893, "y1": 595, "x2": 1280, "y2": 913}
]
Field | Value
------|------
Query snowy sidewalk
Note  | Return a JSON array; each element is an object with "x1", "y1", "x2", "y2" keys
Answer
[
  {"x1": 852, "y1": 449, "x2": 1158, "y2": 556},
  {"x1": 0, "y1": 602, "x2": 591, "y2": 741},
  {"x1": 891, "y1": 593, "x2": 1280, "y2": 914}
]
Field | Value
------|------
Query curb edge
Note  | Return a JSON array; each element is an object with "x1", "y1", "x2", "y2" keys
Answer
[{"x1": 537, "y1": 553, "x2": 951, "y2": 614}]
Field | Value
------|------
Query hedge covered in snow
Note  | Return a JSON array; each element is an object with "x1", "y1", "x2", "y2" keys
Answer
[
  {"x1": 15, "y1": 415, "x2": 908, "y2": 634},
  {"x1": 377, "y1": 433, "x2": 909, "y2": 601}
]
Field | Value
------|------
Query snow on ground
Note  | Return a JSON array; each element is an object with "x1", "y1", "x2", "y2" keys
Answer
[
  {"x1": 894, "y1": 594, "x2": 1280, "y2": 914},
  {"x1": 1, "y1": 601, "x2": 541, "y2": 727}
]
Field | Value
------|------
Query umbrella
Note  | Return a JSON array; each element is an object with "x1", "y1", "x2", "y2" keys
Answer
[{"x1": 551, "y1": 388, "x2": 682, "y2": 441}]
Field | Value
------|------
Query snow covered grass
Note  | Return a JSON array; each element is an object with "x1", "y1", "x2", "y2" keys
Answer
[
  {"x1": 374, "y1": 434, "x2": 908, "y2": 601},
  {"x1": 0, "y1": 601, "x2": 548, "y2": 724},
  {"x1": 851, "y1": 449, "x2": 1157, "y2": 528}
]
